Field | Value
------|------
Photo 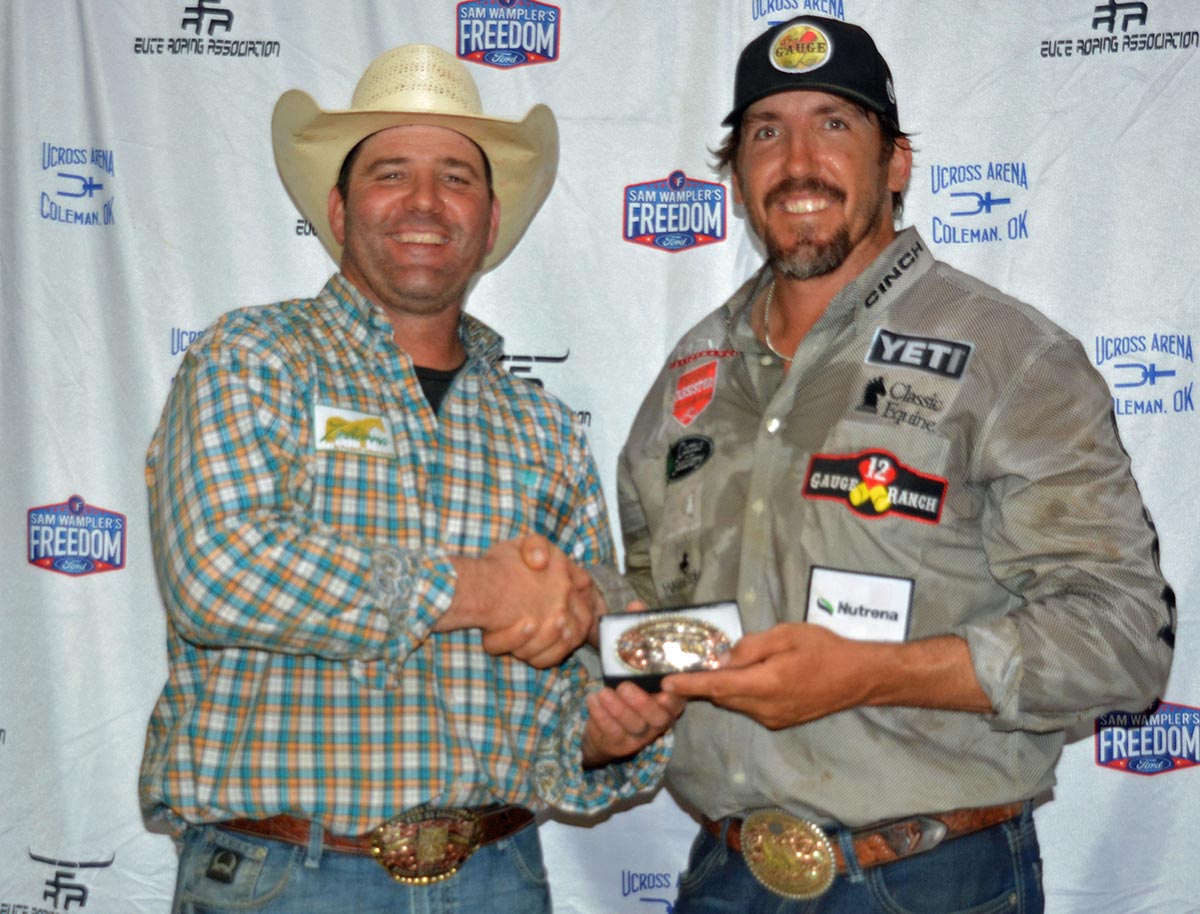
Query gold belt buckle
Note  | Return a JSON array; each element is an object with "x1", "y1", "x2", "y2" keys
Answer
[
  {"x1": 740, "y1": 809, "x2": 836, "y2": 900},
  {"x1": 371, "y1": 808, "x2": 480, "y2": 884}
]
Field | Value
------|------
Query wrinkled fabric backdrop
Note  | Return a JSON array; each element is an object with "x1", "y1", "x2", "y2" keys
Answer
[{"x1": 2, "y1": 1, "x2": 1197, "y2": 911}]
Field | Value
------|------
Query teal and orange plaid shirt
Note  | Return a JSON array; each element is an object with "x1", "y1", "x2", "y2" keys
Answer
[{"x1": 140, "y1": 274, "x2": 667, "y2": 836}]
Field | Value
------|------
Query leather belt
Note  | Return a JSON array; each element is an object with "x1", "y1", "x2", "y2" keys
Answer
[
  {"x1": 707, "y1": 801, "x2": 1024, "y2": 874},
  {"x1": 219, "y1": 805, "x2": 534, "y2": 883}
]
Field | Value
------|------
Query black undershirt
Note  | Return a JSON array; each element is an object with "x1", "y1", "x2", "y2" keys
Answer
[{"x1": 414, "y1": 363, "x2": 463, "y2": 415}]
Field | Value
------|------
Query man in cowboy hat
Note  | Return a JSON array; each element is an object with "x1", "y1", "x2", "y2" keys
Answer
[
  {"x1": 141, "y1": 44, "x2": 680, "y2": 911},
  {"x1": 617, "y1": 14, "x2": 1174, "y2": 912}
]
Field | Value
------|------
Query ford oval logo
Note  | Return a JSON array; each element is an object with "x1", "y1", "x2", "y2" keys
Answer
[
  {"x1": 1129, "y1": 756, "x2": 1173, "y2": 773},
  {"x1": 654, "y1": 233, "x2": 695, "y2": 250},
  {"x1": 484, "y1": 50, "x2": 525, "y2": 67},
  {"x1": 54, "y1": 557, "x2": 95, "y2": 575}
]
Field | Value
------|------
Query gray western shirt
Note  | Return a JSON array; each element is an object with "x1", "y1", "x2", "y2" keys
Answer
[{"x1": 618, "y1": 228, "x2": 1174, "y2": 827}]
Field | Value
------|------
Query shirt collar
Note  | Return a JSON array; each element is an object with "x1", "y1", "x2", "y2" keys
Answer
[
  {"x1": 728, "y1": 226, "x2": 934, "y2": 348},
  {"x1": 324, "y1": 273, "x2": 505, "y2": 365}
]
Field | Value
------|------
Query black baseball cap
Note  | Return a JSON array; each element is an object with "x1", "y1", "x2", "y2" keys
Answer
[{"x1": 724, "y1": 16, "x2": 899, "y2": 130}]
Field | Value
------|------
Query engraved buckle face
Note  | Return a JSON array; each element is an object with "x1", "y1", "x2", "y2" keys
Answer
[
  {"x1": 616, "y1": 616, "x2": 731, "y2": 674},
  {"x1": 371, "y1": 808, "x2": 480, "y2": 884},
  {"x1": 740, "y1": 809, "x2": 836, "y2": 900}
]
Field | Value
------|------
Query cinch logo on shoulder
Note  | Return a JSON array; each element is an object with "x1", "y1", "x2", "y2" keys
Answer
[
  {"x1": 751, "y1": 1, "x2": 845, "y2": 25},
  {"x1": 803, "y1": 449, "x2": 947, "y2": 524},
  {"x1": 928, "y1": 158, "x2": 1030, "y2": 246},
  {"x1": 624, "y1": 171, "x2": 726, "y2": 252},
  {"x1": 1096, "y1": 700, "x2": 1200, "y2": 776},
  {"x1": 39, "y1": 141, "x2": 116, "y2": 229},
  {"x1": 457, "y1": 0, "x2": 561, "y2": 69},
  {"x1": 28, "y1": 495, "x2": 126, "y2": 577},
  {"x1": 1093, "y1": 330, "x2": 1194, "y2": 419}
]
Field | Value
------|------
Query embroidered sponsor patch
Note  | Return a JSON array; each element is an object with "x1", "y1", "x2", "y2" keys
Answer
[
  {"x1": 314, "y1": 404, "x2": 395, "y2": 457},
  {"x1": 667, "y1": 436, "x2": 713, "y2": 482},
  {"x1": 803, "y1": 449, "x2": 947, "y2": 524},
  {"x1": 673, "y1": 360, "x2": 718, "y2": 426},
  {"x1": 867, "y1": 328, "x2": 973, "y2": 380},
  {"x1": 806, "y1": 566, "x2": 913, "y2": 642}
]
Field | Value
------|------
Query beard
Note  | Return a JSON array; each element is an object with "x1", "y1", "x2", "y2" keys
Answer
[{"x1": 754, "y1": 175, "x2": 889, "y2": 281}]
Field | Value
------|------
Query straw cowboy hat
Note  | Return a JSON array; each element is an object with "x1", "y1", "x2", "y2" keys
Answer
[{"x1": 272, "y1": 44, "x2": 558, "y2": 272}]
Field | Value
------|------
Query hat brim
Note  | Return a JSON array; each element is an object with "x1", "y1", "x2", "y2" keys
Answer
[{"x1": 271, "y1": 89, "x2": 558, "y2": 272}]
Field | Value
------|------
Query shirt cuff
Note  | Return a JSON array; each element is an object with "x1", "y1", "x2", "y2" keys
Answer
[{"x1": 530, "y1": 683, "x2": 671, "y2": 815}]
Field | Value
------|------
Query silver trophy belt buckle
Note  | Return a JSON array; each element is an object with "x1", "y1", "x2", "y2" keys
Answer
[
  {"x1": 740, "y1": 809, "x2": 837, "y2": 900},
  {"x1": 371, "y1": 807, "x2": 481, "y2": 885}
]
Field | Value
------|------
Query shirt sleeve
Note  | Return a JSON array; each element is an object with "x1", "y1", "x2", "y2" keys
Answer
[
  {"x1": 525, "y1": 416, "x2": 669, "y2": 812},
  {"x1": 959, "y1": 336, "x2": 1175, "y2": 732},
  {"x1": 144, "y1": 330, "x2": 454, "y2": 665}
]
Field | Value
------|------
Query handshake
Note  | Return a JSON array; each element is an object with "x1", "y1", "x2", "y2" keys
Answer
[
  {"x1": 440, "y1": 534, "x2": 684, "y2": 767},
  {"x1": 441, "y1": 533, "x2": 607, "y2": 669}
]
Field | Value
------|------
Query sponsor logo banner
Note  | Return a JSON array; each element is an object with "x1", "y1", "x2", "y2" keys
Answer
[
  {"x1": 1096, "y1": 700, "x2": 1200, "y2": 775},
  {"x1": 39, "y1": 142, "x2": 116, "y2": 229},
  {"x1": 27, "y1": 495, "x2": 126, "y2": 577},
  {"x1": 1040, "y1": 2, "x2": 1199, "y2": 59},
  {"x1": 625, "y1": 171, "x2": 726, "y2": 252},
  {"x1": 132, "y1": 1, "x2": 281, "y2": 58},
  {"x1": 928, "y1": 159, "x2": 1030, "y2": 247},
  {"x1": 457, "y1": 0, "x2": 561, "y2": 69},
  {"x1": 1093, "y1": 331, "x2": 1194, "y2": 419},
  {"x1": 750, "y1": 0, "x2": 846, "y2": 26}
]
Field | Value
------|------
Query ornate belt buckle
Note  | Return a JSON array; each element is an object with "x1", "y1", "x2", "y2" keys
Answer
[
  {"x1": 616, "y1": 615, "x2": 731, "y2": 674},
  {"x1": 740, "y1": 809, "x2": 836, "y2": 900},
  {"x1": 371, "y1": 808, "x2": 480, "y2": 884}
]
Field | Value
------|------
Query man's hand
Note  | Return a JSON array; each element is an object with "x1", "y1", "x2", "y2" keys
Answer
[
  {"x1": 443, "y1": 535, "x2": 598, "y2": 668},
  {"x1": 581, "y1": 681, "x2": 685, "y2": 768},
  {"x1": 661, "y1": 623, "x2": 991, "y2": 729}
]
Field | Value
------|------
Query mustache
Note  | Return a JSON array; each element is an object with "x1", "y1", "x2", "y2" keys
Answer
[{"x1": 764, "y1": 177, "x2": 846, "y2": 209}]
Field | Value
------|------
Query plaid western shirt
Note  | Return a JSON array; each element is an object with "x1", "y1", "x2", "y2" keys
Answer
[{"x1": 141, "y1": 274, "x2": 667, "y2": 836}]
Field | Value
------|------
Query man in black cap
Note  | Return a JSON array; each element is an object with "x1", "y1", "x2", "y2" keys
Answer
[{"x1": 617, "y1": 15, "x2": 1174, "y2": 912}]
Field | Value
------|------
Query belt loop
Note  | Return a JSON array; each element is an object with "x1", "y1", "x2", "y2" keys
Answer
[
  {"x1": 834, "y1": 825, "x2": 863, "y2": 883},
  {"x1": 305, "y1": 821, "x2": 324, "y2": 868}
]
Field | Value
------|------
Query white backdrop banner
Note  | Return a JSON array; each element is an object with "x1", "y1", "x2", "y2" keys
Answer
[{"x1": 2, "y1": 1, "x2": 1196, "y2": 911}]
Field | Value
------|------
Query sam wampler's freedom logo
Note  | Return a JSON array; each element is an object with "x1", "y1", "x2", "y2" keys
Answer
[
  {"x1": 1096, "y1": 700, "x2": 1200, "y2": 776},
  {"x1": 624, "y1": 171, "x2": 726, "y2": 252},
  {"x1": 457, "y1": 0, "x2": 561, "y2": 69},
  {"x1": 28, "y1": 495, "x2": 126, "y2": 576}
]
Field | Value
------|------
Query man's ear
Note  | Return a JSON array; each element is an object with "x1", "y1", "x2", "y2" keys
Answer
[{"x1": 328, "y1": 185, "x2": 346, "y2": 246}]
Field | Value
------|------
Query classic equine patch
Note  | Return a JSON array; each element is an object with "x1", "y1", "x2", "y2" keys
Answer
[
  {"x1": 667, "y1": 436, "x2": 714, "y2": 482},
  {"x1": 803, "y1": 449, "x2": 947, "y2": 524}
]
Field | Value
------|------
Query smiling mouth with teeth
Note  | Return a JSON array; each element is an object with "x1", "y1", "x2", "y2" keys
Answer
[
  {"x1": 394, "y1": 231, "x2": 449, "y2": 244},
  {"x1": 782, "y1": 198, "x2": 831, "y2": 214}
]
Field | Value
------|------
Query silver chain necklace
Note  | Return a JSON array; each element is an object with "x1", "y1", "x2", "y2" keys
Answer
[{"x1": 761, "y1": 281, "x2": 793, "y2": 362}]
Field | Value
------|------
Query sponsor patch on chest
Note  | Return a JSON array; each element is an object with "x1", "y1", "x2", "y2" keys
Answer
[
  {"x1": 803, "y1": 449, "x2": 947, "y2": 524},
  {"x1": 806, "y1": 566, "x2": 913, "y2": 642},
  {"x1": 314, "y1": 404, "x2": 395, "y2": 457},
  {"x1": 867, "y1": 328, "x2": 973, "y2": 380},
  {"x1": 672, "y1": 360, "x2": 718, "y2": 426}
]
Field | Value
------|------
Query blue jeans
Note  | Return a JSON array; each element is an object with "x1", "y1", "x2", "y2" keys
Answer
[
  {"x1": 675, "y1": 804, "x2": 1043, "y2": 914},
  {"x1": 171, "y1": 820, "x2": 550, "y2": 914}
]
